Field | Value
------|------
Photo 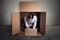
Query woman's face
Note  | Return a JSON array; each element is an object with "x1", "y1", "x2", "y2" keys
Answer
[{"x1": 28, "y1": 19, "x2": 32, "y2": 22}]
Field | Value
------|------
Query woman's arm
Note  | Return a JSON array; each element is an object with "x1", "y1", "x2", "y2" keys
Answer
[
  {"x1": 33, "y1": 16, "x2": 37, "y2": 29},
  {"x1": 24, "y1": 16, "x2": 29, "y2": 29}
]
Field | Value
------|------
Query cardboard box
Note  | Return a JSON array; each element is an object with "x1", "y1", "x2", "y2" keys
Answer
[{"x1": 25, "y1": 29, "x2": 37, "y2": 36}]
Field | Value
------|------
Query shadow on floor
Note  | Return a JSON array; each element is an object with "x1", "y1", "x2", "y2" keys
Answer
[{"x1": 0, "y1": 25, "x2": 60, "y2": 40}]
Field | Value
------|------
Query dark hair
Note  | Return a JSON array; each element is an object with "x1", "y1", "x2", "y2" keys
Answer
[{"x1": 27, "y1": 13, "x2": 34, "y2": 19}]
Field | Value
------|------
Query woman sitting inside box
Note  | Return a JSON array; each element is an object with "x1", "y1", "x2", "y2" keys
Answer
[{"x1": 24, "y1": 13, "x2": 37, "y2": 29}]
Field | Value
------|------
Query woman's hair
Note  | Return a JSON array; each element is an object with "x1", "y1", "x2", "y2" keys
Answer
[{"x1": 27, "y1": 13, "x2": 34, "y2": 19}]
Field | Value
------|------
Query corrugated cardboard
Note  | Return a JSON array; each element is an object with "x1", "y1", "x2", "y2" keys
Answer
[{"x1": 25, "y1": 29, "x2": 37, "y2": 36}]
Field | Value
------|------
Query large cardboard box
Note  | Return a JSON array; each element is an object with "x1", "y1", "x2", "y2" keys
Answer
[
  {"x1": 12, "y1": 2, "x2": 46, "y2": 36},
  {"x1": 25, "y1": 29, "x2": 37, "y2": 36}
]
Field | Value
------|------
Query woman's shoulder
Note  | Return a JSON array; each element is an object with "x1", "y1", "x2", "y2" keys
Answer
[
  {"x1": 34, "y1": 15, "x2": 37, "y2": 18},
  {"x1": 33, "y1": 15, "x2": 37, "y2": 19}
]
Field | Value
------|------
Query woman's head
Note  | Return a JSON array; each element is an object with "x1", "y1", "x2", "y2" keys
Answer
[{"x1": 27, "y1": 13, "x2": 34, "y2": 22}]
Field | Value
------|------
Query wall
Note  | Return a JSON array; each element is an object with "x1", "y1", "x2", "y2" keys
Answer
[{"x1": 1, "y1": 0, "x2": 60, "y2": 25}]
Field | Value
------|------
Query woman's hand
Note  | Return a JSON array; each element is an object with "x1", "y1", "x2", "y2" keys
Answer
[{"x1": 33, "y1": 27, "x2": 35, "y2": 29}]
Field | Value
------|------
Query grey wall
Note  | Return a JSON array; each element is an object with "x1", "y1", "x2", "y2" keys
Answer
[{"x1": 1, "y1": 0, "x2": 60, "y2": 25}]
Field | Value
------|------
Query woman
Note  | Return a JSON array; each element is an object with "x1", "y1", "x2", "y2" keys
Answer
[{"x1": 24, "y1": 13, "x2": 37, "y2": 29}]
